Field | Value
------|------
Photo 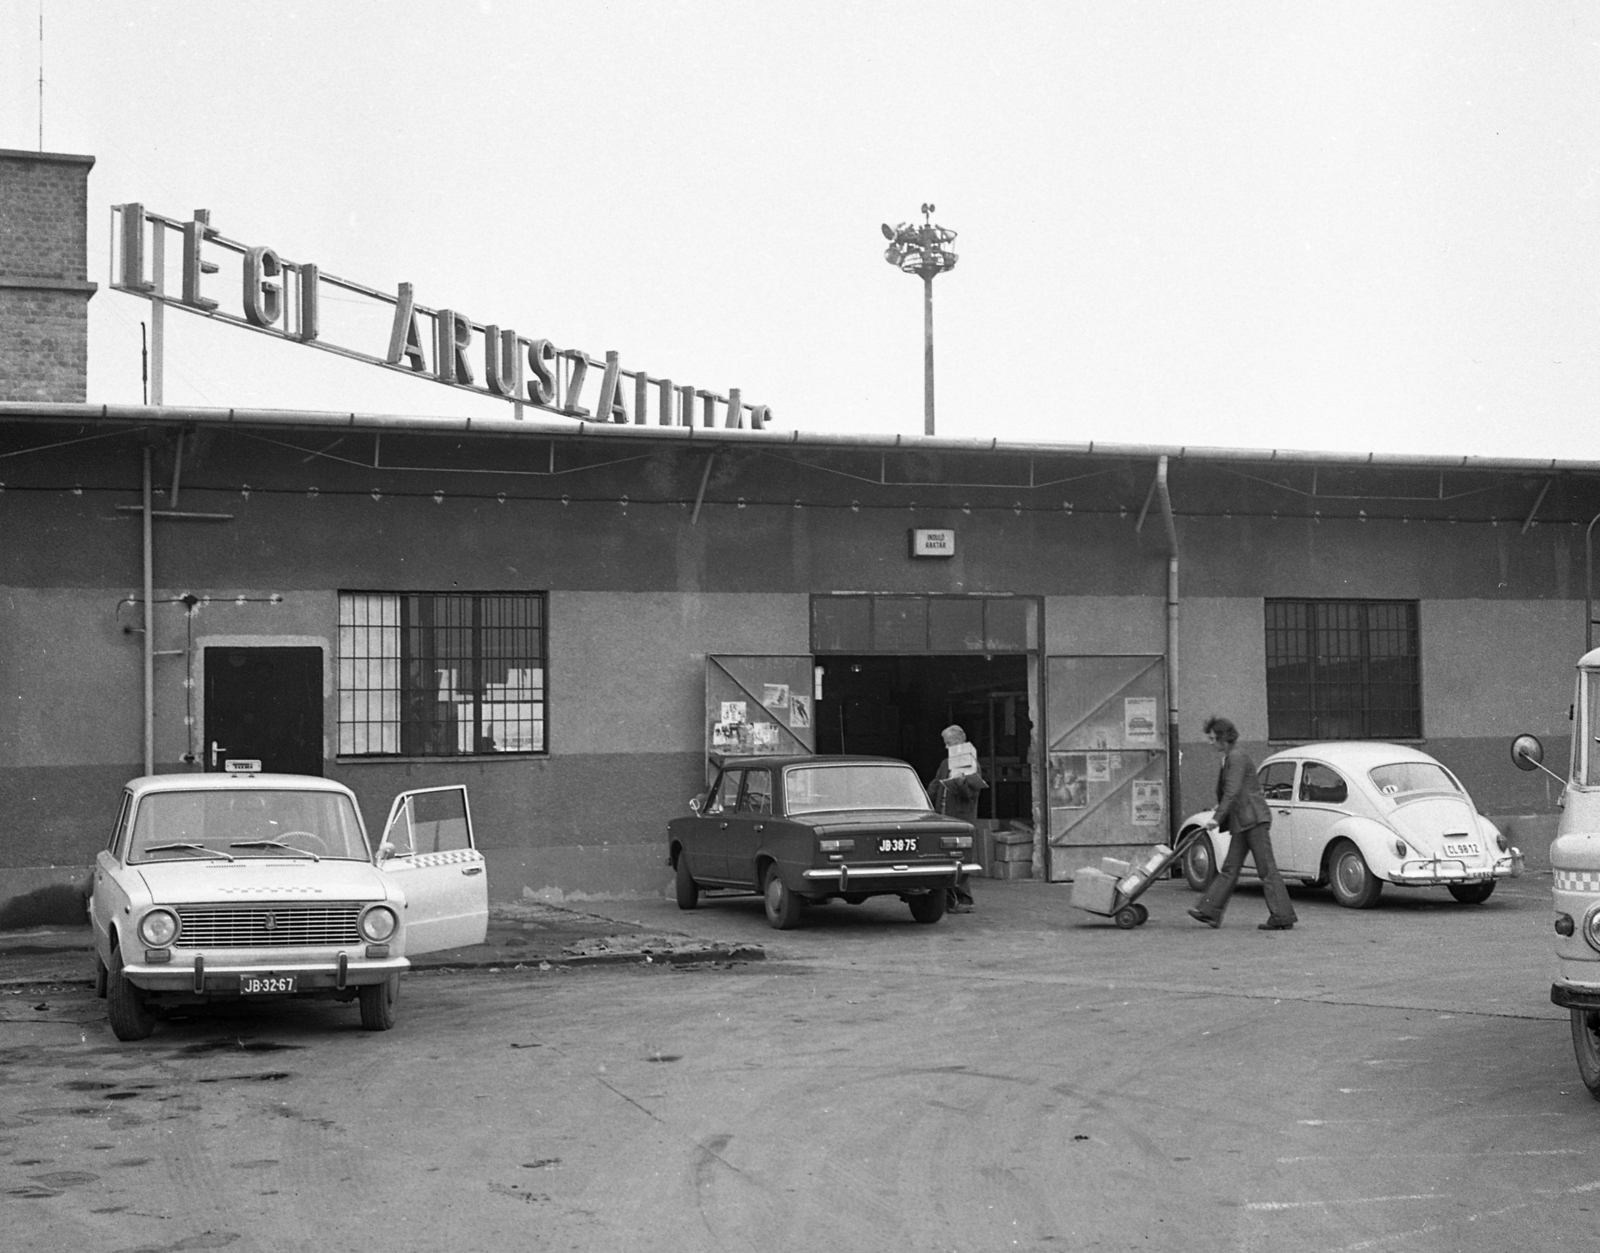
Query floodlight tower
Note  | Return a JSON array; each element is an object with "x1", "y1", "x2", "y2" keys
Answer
[{"x1": 881, "y1": 204, "x2": 958, "y2": 436}]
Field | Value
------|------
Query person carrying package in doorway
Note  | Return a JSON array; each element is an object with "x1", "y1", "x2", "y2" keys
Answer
[
  {"x1": 1187, "y1": 715, "x2": 1298, "y2": 931},
  {"x1": 928, "y1": 724, "x2": 984, "y2": 913}
]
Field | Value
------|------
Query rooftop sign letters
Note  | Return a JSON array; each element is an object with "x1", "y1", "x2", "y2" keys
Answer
[{"x1": 110, "y1": 204, "x2": 771, "y2": 429}]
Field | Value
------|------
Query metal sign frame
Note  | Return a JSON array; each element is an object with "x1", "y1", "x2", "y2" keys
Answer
[{"x1": 109, "y1": 203, "x2": 772, "y2": 429}]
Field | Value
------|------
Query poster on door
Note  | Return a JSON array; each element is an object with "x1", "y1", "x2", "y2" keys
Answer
[
  {"x1": 1131, "y1": 780, "x2": 1164, "y2": 826},
  {"x1": 1124, "y1": 697, "x2": 1158, "y2": 745}
]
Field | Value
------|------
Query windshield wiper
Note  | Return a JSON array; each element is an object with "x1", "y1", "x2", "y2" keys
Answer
[
  {"x1": 228, "y1": 840, "x2": 322, "y2": 861},
  {"x1": 142, "y1": 842, "x2": 236, "y2": 862}
]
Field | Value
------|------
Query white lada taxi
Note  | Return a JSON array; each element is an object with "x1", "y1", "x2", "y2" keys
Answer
[{"x1": 88, "y1": 770, "x2": 488, "y2": 1041}]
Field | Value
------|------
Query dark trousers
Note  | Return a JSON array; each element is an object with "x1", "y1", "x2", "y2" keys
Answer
[{"x1": 1195, "y1": 822, "x2": 1297, "y2": 925}]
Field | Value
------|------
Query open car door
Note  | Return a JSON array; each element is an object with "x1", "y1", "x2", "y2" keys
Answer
[{"x1": 378, "y1": 786, "x2": 489, "y2": 955}]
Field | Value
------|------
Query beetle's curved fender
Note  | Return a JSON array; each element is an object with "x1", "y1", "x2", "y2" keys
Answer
[{"x1": 1319, "y1": 815, "x2": 1405, "y2": 879}]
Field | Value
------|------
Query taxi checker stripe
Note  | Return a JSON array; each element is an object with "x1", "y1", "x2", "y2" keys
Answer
[
  {"x1": 1555, "y1": 871, "x2": 1600, "y2": 892},
  {"x1": 409, "y1": 849, "x2": 479, "y2": 868}
]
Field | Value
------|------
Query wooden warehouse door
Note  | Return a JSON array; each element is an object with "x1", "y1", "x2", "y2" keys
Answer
[
  {"x1": 705, "y1": 656, "x2": 816, "y2": 778},
  {"x1": 204, "y1": 646, "x2": 325, "y2": 776},
  {"x1": 1044, "y1": 655, "x2": 1168, "y2": 880}
]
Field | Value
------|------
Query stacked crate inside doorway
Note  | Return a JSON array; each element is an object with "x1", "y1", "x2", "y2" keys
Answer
[{"x1": 987, "y1": 823, "x2": 1034, "y2": 879}]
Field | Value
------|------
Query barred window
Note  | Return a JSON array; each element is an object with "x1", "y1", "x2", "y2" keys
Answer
[
  {"x1": 339, "y1": 592, "x2": 545, "y2": 756},
  {"x1": 1264, "y1": 599, "x2": 1419, "y2": 741}
]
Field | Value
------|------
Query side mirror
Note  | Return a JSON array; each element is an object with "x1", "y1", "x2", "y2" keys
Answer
[
  {"x1": 377, "y1": 840, "x2": 396, "y2": 861},
  {"x1": 689, "y1": 794, "x2": 704, "y2": 814},
  {"x1": 1510, "y1": 733, "x2": 1544, "y2": 772}
]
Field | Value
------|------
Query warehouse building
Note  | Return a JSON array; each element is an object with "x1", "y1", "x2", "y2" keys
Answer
[{"x1": 0, "y1": 148, "x2": 1586, "y2": 923}]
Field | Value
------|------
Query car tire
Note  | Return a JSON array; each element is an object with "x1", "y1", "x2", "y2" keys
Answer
[
  {"x1": 93, "y1": 951, "x2": 108, "y2": 999},
  {"x1": 1181, "y1": 831, "x2": 1216, "y2": 892},
  {"x1": 762, "y1": 865, "x2": 803, "y2": 930},
  {"x1": 675, "y1": 854, "x2": 700, "y2": 910},
  {"x1": 1328, "y1": 840, "x2": 1383, "y2": 909},
  {"x1": 106, "y1": 946, "x2": 156, "y2": 1042},
  {"x1": 1447, "y1": 881, "x2": 1496, "y2": 905},
  {"x1": 909, "y1": 891, "x2": 946, "y2": 924},
  {"x1": 1572, "y1": 1010, "x2": 1600, "y2": 1101},
  {"x1": 359, "y1": 974, "x2": 399, "y2": 1031}
]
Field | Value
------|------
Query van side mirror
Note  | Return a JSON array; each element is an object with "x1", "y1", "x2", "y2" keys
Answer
[
  {"x1": 1510, "y1": 733, "x2": 1544, "y2": 771},
  {"x1": 689, "y1": 794, "x2": 704, "y2": 814}
]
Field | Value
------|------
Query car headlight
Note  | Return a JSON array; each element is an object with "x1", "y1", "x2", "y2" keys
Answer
[
  {"x1": 360, "y1": 906, "x2": 398, "y2": 942},
  {"x1": 1585, "y1": 905, "x2": 1600, "y2": 954},
  {"x1": 138, "y1": 909, "x2": 178, "y2": 947}
]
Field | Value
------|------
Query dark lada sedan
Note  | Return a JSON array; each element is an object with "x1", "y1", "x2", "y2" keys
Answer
[{"x1": 667, "y1": 755, "x2": 980, "y2": 929}]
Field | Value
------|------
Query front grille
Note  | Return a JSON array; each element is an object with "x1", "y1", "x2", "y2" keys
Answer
[{"x1": 175, "y1": 904, "x2": 364, "y2": 948}]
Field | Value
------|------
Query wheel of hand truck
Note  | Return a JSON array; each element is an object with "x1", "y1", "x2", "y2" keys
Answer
[
  {"x1": 1113, "y1": 906, "x2": 1140, "y2": 930},
  {"x1": 1131, "y1": 903, "x2": 1149, "y2": 926}
]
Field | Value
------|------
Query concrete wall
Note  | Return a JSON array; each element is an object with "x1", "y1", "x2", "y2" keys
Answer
[{"x1": 0, "y1": 149, "x2": 96, "y2": 402}]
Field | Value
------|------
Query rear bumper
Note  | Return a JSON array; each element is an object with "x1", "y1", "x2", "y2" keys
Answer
[
  {"x1": 801, "y1": 861, "x2": 981, "y2": 891},
  {"x1": 1391, "y1": 851, "x2": 1523, "y2": 886},
  {"x1": 124, "y1": 949, "x2": 408, "y2": 993}
]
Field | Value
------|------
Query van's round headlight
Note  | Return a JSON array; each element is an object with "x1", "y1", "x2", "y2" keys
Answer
[
  {"x1": 138, "y1": 909, "x2": 178, "y2": 947},
  {"x1": 1584, "y1": 905, "x2": 1600, "y2": 954},
  {"x1": 360, "y1": 906, "x2": 398, "y2": 942}
]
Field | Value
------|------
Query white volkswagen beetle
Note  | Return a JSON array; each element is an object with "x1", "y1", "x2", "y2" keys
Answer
[
  {"x1": 1178, "y1": 742, "x2": 1521, "y2": 908},
  {"x1": 89, "y1": 771, "x2": 488, "y2": 1041}
]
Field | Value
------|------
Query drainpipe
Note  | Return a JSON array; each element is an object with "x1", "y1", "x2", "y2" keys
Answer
[
  {"x1": 1587, "y1": 511, "x2": 1600, "y2": 655},
  {"x1": 1155, "y1": 456, "x2": 1181, "y2": 840},
  {"x1": 143, "y1": 446, "x2": 155, "y2": 776}
]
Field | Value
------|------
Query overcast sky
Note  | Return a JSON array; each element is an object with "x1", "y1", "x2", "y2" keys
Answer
[{"x1": 3, "y1": 1, "x2": 1597, "y2": 459}]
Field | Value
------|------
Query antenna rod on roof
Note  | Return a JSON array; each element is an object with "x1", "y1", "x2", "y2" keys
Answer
[{"x1": 38, "y1": 2, "x2": 44, "y2": 151}]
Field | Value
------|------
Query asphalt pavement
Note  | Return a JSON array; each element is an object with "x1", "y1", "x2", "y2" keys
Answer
[{"x1": 3, "y1": 869, "x2": 1584, "y2": 1253}]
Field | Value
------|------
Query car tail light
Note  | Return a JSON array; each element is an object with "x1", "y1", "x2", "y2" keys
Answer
[
  {"x1": 1556, "y1": 913, "x2": 1576, "y2": 937},
  {"x1": 941, "y1": 835, "x2": 973, "y2": 850},
  {"x1": 1393, "y1": 839, "x2": 1407, "y2": 858},
  {"x1": 818, "y1": 839, "x2": 854, "y2": 853},
  {"x1": 138, "y1": 909, "x2": 178, "y2": 947},
  {"x1": 1495, "y1": 831, "x2": 1509, "y2": 852},
  {"x1": 360, "y1": 906, "x2": 398, "y2": 942}
]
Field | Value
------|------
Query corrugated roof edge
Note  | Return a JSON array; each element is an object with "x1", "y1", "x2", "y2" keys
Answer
[{"x1": 0, "y1": 401, "x2": 1589, "y2": 475}]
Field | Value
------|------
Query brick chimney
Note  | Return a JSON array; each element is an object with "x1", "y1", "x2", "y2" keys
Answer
[{"x1": 0, "y1": 149, "x2": 96, "y2": 402}]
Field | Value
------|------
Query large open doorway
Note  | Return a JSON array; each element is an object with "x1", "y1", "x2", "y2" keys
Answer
[{"x1": 814, "y1": 654, "x2": 1032, "y2": 823}]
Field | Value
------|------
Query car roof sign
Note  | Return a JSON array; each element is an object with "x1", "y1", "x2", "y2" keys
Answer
[{"x1": 223, "y1": 759, "x2": 262, "y2": 774}]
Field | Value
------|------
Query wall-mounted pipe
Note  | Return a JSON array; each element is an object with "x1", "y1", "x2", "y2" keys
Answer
[
  {"x1": 142, "y1": 446, "x2": 154, "y2": 776},
  {"x1": 1586, "y1": 511, "x2": 1600, "y2": 655},
  {"x1": 1155, "y1": 456, "x2": 1181, "y2": 840}
]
